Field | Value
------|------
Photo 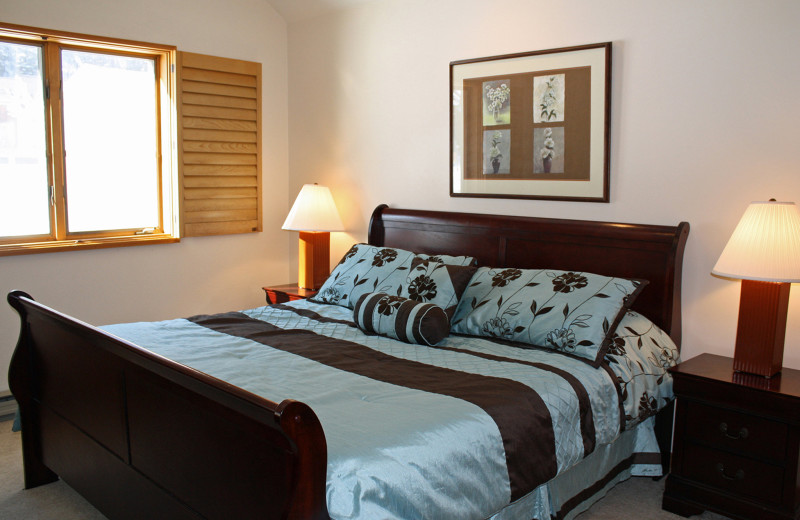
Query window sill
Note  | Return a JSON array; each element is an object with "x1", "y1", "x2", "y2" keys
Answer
[{"x1": 0, "y1": 234, "x2": 180, "y2": 257}]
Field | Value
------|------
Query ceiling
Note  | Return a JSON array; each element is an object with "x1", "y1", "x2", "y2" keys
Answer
[{"x1": 266, "y1": 0, "x2": 380, "y2": 23}]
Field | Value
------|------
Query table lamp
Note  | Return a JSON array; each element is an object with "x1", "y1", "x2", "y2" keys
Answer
[
  {"x1": 711, "y1": 199, "x2": 800, "y2": 377},
  {"x1": 282, "y1": 184, "x2": 344, "y2": 290}
]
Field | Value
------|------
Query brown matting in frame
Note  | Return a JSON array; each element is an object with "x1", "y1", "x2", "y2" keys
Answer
[{"x1": 462, "y1": 66, "x2": 591, "y2": 181}]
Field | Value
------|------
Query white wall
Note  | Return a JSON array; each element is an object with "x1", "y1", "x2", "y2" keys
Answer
[
  {"x1": 287, "y1": 0, "x2": 800, "y2": 368},
  {"x1": 2, "y1": 0, "x2": 799, "y2": 393},
  {"x1": 0, "y1": 0, "x2": 291, "y2": 393}
]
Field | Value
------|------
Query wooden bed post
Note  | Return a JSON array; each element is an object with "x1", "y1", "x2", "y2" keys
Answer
[
  {"x1": 367, "y1": 204, "x2": 388, "y2": 245},
  {"x1": 7, "y1": 291, "x2": 59, "y2": 489},
  {"x1": 276, "y1": 400, "x2": 330, "y2": 520}
]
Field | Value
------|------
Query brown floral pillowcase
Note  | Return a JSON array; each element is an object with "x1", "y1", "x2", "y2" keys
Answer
[
  {"x1": 450, "y1": 267, "x2": 648, "y2": 366},
  {"x1": 311, "y1": 244, "x2": 476, "y2": 316}
]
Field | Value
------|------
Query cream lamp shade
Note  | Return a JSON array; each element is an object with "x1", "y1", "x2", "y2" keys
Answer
[
  {"x1": 711, "y1": 199, "x2": 800, "y2": 377},
  {"x1": 282, "y1": 183, "x2": 344, "y2": 290},
  {"x1": 282, "y1": 184, "x2": 344, "y2": 232},
  {"x1": 711, "y1": 200, "x2": 800, "y2": 283}
]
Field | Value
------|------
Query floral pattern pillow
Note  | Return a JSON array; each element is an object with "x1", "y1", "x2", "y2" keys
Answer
[
  {"x1": 311, "y1": 243, "x2": 476, "y2": 311},
  {"x1": 353, "y1": 292, "x2": 449, "y2": 346},
  {"x1": 399, "y1": 257, "x2": 477, "y2": 319},
  {"x1": 603, "y1": 310, "x2": 679, "y2": 429},
  {"x1": 416, "y1": 251, "x2": 476, "y2": 267},
  {"x1": 450, "y1": 267, "x2": 647, "y2": 366}
]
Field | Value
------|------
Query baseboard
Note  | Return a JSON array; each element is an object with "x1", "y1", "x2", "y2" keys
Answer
[{"x1": 0, "y1": 392, "x2": 18, "y2": 422}]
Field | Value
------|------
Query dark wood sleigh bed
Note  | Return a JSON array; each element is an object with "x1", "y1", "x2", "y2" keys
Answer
[{"x1": 8, "y1": 205, "x2": 689, "y2": 520}]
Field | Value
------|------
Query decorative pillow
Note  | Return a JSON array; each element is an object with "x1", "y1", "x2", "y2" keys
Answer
[
  {"x1": 311, "y1": 243, "x2": 476, "y2": 310},
  {"x1": 603, "y1": 310, "x2": 680, "y2": 428},
  {"x1": 416, "y1": 252, "x2": 477, "y2": 267},
  {"x1": 399, "y1": 257, "x2": 476, "y2": 319},
  {"x1": 450, "y1": 267, "x2": 647, "y2": 366},
  {"x1": 354, "y1": 293, "x2": 449, "y2": 346}
]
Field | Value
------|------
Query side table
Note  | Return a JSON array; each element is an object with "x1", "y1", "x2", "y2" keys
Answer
[
  {"x1": 663, "y1": 353, "x2": 800, "y2": 520},
  {"x1": 262, "y1": 284, "x2": 317, "y2": 304}
]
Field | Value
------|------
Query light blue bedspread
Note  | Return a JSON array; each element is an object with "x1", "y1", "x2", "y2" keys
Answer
[{"x1": 103, "y1": 300, "x2": 641, "y2": 520}]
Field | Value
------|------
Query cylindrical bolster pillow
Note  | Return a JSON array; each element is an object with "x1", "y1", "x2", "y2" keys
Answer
[{"x1": 353, "y1": 292, "x2": 449, "y2": 346}]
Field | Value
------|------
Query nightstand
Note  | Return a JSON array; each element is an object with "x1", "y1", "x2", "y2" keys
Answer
[
  {"x1": 262, "y1": 284, "x2": 317, "y2": 304},
  {"x1": 663, "y1": 353, "x2": 800, "y2": 520}
]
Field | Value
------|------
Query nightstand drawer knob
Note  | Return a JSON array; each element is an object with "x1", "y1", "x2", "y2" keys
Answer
[
  {"x1": 715, "y1": 462, "x2": 745, "y2": 481},
  {"x1": 718, "y1": 422, "x2": 748, "y2": 440}
]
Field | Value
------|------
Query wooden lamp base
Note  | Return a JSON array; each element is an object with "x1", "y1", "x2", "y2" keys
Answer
[
  {"x1": 732, "y1": 279, "x2": 791, "y2": 378},
  {"x1": 298, "y1": 231, "x2": 330, "y2": 290}
]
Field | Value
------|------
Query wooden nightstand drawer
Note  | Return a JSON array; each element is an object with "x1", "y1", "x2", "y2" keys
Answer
[
  {"x1": 684, "y1": 400, "x2": 788, "y2": 461},
  {"x1": 683, "y1": 442, "x2": 784, "y2": 505},
  {"x1": 663, "y1": 354, "x2": 800, "y2": 520}
]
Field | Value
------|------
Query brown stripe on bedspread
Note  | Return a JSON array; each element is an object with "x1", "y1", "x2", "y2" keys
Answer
[
  {"x1": 188, "y1": 311, "x2": 556, "y2": 500},
  {"x1": 273, "y1": 302, "x2": 596, "y2": 457},
  {"x1": 272, "y1": 303, "x2": 356, "y2": 326},
  {"x1": 429, "y1": 344, "x2": 596, "y2": 458}
]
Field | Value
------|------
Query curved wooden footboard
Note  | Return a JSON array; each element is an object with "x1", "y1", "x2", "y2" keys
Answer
[{"x1": 7, "y1": 290, "x2": 330, "y2": 520}]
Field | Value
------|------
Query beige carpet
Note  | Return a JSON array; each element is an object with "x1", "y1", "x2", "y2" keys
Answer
[
  {"x1": 0, "y1": 421, "x2": 106, "y2": 520},
  {"x1": 0, "y1": 419, "x2": 730, "y2": 520}
]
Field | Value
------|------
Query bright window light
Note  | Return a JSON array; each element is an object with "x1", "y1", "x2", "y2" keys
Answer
[
  {"x1": 0, "y1": 41, "x2": 50, "y2": 237},
  {"x1": 61, "y1": 49, "x2": 159, "y2": 233}
]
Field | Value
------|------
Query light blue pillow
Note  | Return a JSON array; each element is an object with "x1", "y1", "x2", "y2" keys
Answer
[
  {"x1": 450, "y1": 267, "x2": 647, "y2": 366},
  {"x1": 398, "y1": 256, "x2": 476, "y2": 319},
  {"x1": 603, "y1": 310, "x2": 679, "y2": 428},
  {"x1": 311, "y1": 243, "x2": 475, "y2": 310}
]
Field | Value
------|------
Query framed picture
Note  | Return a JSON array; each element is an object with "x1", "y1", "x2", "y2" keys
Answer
[{"x1": 450, "y1": 42, "x2": 611, "y2": 202}]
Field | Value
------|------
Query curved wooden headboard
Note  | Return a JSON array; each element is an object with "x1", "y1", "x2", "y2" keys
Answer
[{"x1": 367, "y1": 205, "x2": 690, "y2": 348}]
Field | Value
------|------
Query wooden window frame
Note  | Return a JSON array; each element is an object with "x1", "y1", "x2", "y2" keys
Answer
[{"x1": 0, "y1": 23, "x2": 179, "y2": 257}]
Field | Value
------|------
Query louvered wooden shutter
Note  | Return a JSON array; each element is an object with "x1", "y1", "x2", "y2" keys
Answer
[{"x1": 178, "y1": 51, "x2": 262, "y2": 236}]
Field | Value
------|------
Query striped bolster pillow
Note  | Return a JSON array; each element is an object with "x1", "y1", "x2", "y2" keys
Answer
[{"x1": 353, "y1": 292, "x2": 449, "y2": 346}]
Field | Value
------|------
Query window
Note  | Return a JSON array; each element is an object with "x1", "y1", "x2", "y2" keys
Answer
[
  {"x1": 60, "y1": 49, "x2": 161, "y2": 233},
  {"x1": 0, "y1": 23, "x2": 178, "y2": 255},
  {"x1": 0, "y1": 23, "x2": 263, "y2": 255},
  {"x1": 0, "y1": 40, "x2": 48, "y2": 238}
]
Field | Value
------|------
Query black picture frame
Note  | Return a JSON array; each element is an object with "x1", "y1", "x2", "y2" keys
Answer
[{"x1": 450, "y1": 42, "x2": 611, "y2": 202}]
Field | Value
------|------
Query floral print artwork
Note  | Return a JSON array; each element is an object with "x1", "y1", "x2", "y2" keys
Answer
[
  {"x1": 533, "y1": 74, "x2": 565, "y2": 123},
  {"x1": 483, "y1": 129, "x2": 510, "y2": 175},
  {"x1": 483, "y1": 79, "x2": 511, "y2": 125},
  {"x1": 533, "y1": 126, "x2": 565, "y2": 174},
  {"x1": 451, "y1": 267, "x2": 646, "y2": 365}
]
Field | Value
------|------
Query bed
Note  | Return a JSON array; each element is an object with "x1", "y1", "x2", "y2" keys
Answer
[{"x1": 7, "y1": 205, "x2": 689, "y2": 520}]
